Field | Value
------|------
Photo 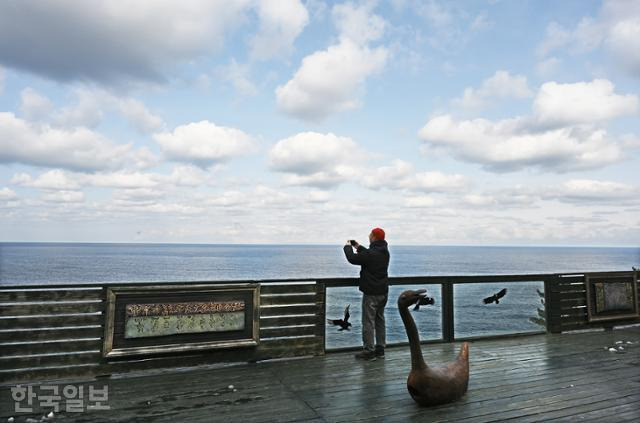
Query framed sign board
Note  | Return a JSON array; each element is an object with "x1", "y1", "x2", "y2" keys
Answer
[
  {"x1": 585, "y1": 272, "x2": 638, "y2": 322},
  {"x1": 103, "y1": 284, "x2": 260, "y2": 357}
]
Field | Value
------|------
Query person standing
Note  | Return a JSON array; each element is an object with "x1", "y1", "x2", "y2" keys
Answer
[{"x1": 343, "y1": 227, "x2": 390, "y2": 361}]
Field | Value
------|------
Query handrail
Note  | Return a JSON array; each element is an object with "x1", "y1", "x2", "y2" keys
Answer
[{"x1": 2, "y1": 270, "x2": 631, "y2": 289}]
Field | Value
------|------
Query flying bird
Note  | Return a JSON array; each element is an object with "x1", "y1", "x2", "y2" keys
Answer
[
  {"x1": 327, "y1": 304, "x2": 352, "y2": 331},
  {"x1": 483, "y1": 288, "x2": 507, "y2": 304},
  {"x1": 413, "y1": 295, "x2": 435, "y2": 311}
]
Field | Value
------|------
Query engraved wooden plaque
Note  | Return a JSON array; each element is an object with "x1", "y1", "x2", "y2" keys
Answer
[
  {"x1": 585, "y1": 272, "x2": 638, "y2": 322},
  {"x1": 103, "y1": 284, "x2": 260, "y2": 357}
]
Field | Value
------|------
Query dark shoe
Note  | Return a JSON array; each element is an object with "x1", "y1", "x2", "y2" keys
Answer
[
  {"x1": 374, "y1": 346, "x2": 385, "y2": 358},
  {"x1": 354, "y1": 350, "x2": 377, "y2": 361}
]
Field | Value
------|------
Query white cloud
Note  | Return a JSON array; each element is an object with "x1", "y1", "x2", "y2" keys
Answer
[
  {"x1": 206, "y1": 190, "x2": 247, "y2": 207},
  {"x1": 332, "y1": 2, "x2": 386, "y2": 45},
  {"x1": 154, "y1": 121, "x2": 256, "y2": 168},
  {"x1": 278, "y1": 170, "x2": 358, "y2": 188},
  {"x1": 306, "y1": 190, "x2": 331, "y2": 203},
  {"x1": 19, "y1": 87, "x2": 165, "y2": 134},
  {"x1": 414, "y1": 0, "x2": 485, "y2": 51},
  {"x1": 361, "y1": 160, "x2": 413, "y2": 190},
  {"x1": 361, "y1": 160, "x2": 467, "y2": 193},
  {"x1": 164, "y1": 165, "x2": 208, "y2": 187},
  {"x1": 56, "y1": 88, "x2": 164, "y2": 133},
  {"x1": 11, "y1": 169, "x2": 80, "y2": 190},
  {"x1": 105, "y1": 200, "x2": 204, "y2": 216},
  {"x1": 12, "y1": 169, "x2": 161, "y2": 190},
  {"x1": 537, "y1": 0, "x2": 640, "y2": 77},
  {"x1": 276, "y1": 39, "x2": 387, "y2": 121},
  {"x1": 205, "y1": 185, "x2": 292, "y2": 209},
  {"x1": 86, "y1": 171, "x2": 159, "y2": 189},
  {"x1": 113, "y1": 188, "x2": 164, "y2": 204},
  {"x1": 115, "y1": 98, "x2": 165, "y2": 134},
  {"x1": 252, "y1": 185, "x2": 292, "y2": 208},
  {"x1": 546, "y1": 179, "x2": 639, "y2": 203},
  {"x1": 11, "y1": 166, "x2": 213, "y2": 198},
  {"x1": 53, "y1": 89, "x2": 104, "y2": 128},
  {"x1": 461, "y1": 194, "x2": 495, "y2": 207},
  {"x1": 215, "y1": 60, "x2": 258, "y2": 96},
  {"x1": 0, "y1": 112, "x2": 150, "y2": 171},
  {"x1": 605, "y1": 17, "x2": 640, "y2": 76},
  {"x1": 41, "y1": 190, "x2": 84, "y2": 203},
  {"x1": 19, "y1": 88, "x2": 53, "y2": 121},
  {"x1": 423, "y1": 78, "x2": 637, "y2": 173},
  {"x1": 0, "y1": 187, "x2": 17, "y2": 200},
  {"x1": 452, "y1": 71, "x2": 533, "y2": 110},
  {"x1": 459, "y1": 188, "x2": 538, "y2": 209},
  {"x1": 249, "y1": 0, "x2": 309, "y2": 61},
  {"x1": 0, "y1": 1, "x2": 252, "y2": 84},
  {"x1": 269, "y1": 132, "x2": 366, "y2": 187},
  {"x1": 409, "y1": 171, "x2": 468, "y2": 192},
  {"x1": 533, "y1": 79, "x2": 638, "y2": 127},
  {"x1": 419, "y1": 114, "x2": 622, "y2": 172},
  {"x1": 275, "y1": 3, "x2": 388, "y2": 121},
  {"x1": 621, "y1": 133, "x2": 640, "y2": 150},
  {"x1": 537, "y1": 22, "x2": 589, "y2": 58},
  {"x1": 404, "y1": 195, "x2": 441, "y2": 208}
]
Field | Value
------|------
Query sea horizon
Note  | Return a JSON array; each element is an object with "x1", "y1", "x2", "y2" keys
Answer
[
  {"x1": 1, "y1": 241, "x2": 638, "y2": 248},
  {"x1": 1, "y1": 242, "x2": 637, "y2": 286}
]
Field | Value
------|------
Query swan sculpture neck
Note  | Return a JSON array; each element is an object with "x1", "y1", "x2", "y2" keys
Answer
[
  {"x1": 397, "y1": 289, "x2": 470, "y2": 407},
  {"x1": 399, "y1": 300, "x2": 427, "y2": 370}
]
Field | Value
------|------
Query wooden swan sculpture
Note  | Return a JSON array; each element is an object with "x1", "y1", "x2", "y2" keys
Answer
[{"x1": 398, "y1": 289, "x2": 470, "y2": 406}]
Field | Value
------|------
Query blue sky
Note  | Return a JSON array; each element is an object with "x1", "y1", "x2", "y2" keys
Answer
[{"x1": 0, "y1": 0, "x2": 638, "y2": 246}]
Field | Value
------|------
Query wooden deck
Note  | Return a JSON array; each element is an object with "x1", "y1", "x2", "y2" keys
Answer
[{"x1": 2, "y1": 326, "x2": 639, "y2": 422}]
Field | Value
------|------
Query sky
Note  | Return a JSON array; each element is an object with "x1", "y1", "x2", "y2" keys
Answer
[{"x1": 0, "y1": 0, "x2": 638, "y2": 246}]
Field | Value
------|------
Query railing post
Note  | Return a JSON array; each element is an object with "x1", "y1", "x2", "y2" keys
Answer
[
  {"x1": 545, "y1": 277, "x2": 561, "y2": 334},
  {"x1": 315, "y1": 281, "x2": 326, "y2": 355},
  {"x1": 442, "y1": 282, "x2": 455, "y2": 342}
]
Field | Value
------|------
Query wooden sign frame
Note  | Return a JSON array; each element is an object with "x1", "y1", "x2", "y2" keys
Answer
[
  {"x1": 103, "y1": 284, "x2": 260, "y2": 357},
  {"x1": 585, "y1": 272, "x2": 638, "y2": 323}
]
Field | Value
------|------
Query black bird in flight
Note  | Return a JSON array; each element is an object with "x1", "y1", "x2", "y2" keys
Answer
[
  {"x1": 483, "y1": 288, "x2": 507, "y2": 304},
  {"x1": 327, "y1": 304, "x2": 352, "y2": 330},
  {"x1": 413, "y1": 295, "x2": 435, "y2": 311}
]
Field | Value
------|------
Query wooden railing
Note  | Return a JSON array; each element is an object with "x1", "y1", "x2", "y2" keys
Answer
[{"x1": 1, "y1": 271, "x2": 637, "y2": 385}]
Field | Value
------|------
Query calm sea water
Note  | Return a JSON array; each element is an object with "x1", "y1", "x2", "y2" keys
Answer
[
  {"x1": 1, "y1": 243, "x2": 638, "y2": 348},
  {"x1": 1, "y1": 243, "x2": 637, "y2": 284}
]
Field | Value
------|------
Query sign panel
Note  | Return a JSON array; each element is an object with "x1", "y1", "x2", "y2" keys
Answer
[
  {"x1": 586, "y1": 272, "x2": 638, "y2": 322},
  {"x1": 124, "y1": 301, "x2": 246, "y2": 338},
  {"x1": 103, "y1": 284, "x2": 259, "y2": 357}
]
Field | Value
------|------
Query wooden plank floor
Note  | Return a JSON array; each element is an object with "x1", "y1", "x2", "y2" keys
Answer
[{"x1": 2, "y1": 326, "x2": 639, "y2": 422}]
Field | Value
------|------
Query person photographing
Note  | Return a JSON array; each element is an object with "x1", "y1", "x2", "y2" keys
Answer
[{"x1": 344, "y1": 227, "x2": 390, "y2": 361}]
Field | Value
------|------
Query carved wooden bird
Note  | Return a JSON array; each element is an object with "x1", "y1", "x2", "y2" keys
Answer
[
  {"x1": 483, "y1": 288, "x2": 507, "y2": 304},
  {"x1": 398, "y1": 289, "x2": 469, "y2": 406},
  {"x1": 413, "y1": 295, "x2": 435, "y2": 311},
  {"x1": 327, "y1": 304, "x2": 352, "y2": 331}
]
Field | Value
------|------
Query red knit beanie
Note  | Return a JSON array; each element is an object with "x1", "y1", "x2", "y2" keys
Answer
[{"x1": 371, "y1": 227, "x2": 385, "y2": 240}]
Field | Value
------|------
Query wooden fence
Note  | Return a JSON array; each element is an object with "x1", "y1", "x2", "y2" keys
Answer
[{"x1": 1, "y1": 271, "x2": 637, "y2": 385}]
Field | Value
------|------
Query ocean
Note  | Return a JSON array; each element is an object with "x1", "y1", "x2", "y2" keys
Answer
[{"x1": 1, "y1": 243, "x2": 638, "y2": 348}]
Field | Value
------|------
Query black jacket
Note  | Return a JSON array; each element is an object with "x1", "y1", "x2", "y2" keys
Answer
[{"x1": 343, "y1": 240, "x2": 390, "y2": 295}]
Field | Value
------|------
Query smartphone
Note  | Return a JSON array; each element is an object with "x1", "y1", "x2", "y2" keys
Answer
[{"x1": 349, "y1": 240, "x2": 357, "y2": 246}]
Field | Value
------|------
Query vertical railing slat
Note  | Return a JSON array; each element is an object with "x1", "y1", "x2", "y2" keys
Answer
[{"x1": 442, "y1": 282, "x2": 455, "y2": 342}]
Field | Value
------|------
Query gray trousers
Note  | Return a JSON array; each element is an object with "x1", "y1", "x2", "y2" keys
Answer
[{"x1": 362, "y1": 293, "x2": 387, "y2": 352}]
